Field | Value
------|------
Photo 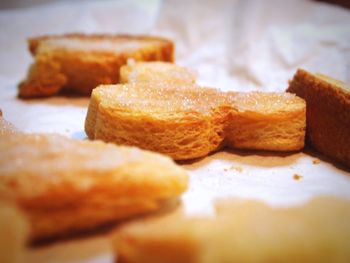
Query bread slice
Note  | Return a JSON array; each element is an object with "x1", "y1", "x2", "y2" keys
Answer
[
  {"x1": 113, "y1": 197, "x2": 350, "y2": 263},
  {"x1": 18, "y1": 34, "x2": 174, "y2": 98},
  {"x1": 0, "y1": 117, "x2": 187, "y2": 242},
  {"x1": 120, "y1": 61, "x2": 196, "y2": 84},
  {"x1": 287, "y1": 69, "x2": 350, "y2": 168},
  {"x1": 85, "y1": 83, "x2": 305, "y2": 160}
]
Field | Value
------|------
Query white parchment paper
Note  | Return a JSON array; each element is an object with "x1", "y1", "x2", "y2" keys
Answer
[{"x1": 0, "y1": 0, "x2": 349, "y2": 262}]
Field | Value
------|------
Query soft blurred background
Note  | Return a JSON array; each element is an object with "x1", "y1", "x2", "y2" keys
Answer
[{"x1": 0, "y1": 0, "x2": 349, "y2": 92}]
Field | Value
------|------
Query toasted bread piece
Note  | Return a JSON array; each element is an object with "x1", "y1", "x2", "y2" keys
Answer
[
  {"x1": 120, "y1": 61, "x2": 196, "y2": 84},
  {"x1": 0, "y1": 118, "x2": 187, "y2": 241},
  {"x1": 0, "y1": 202, "x2": 28, "y2": 263},
  {"x1": 85, "y1": 83, "x2": 230, "y2": 160},
  {"x1": 113, "y1": 197, "x2": 350, "y2": 263},
  {"x1": 85, "y1": 83, "x2": 305, "y2": 160},
  {"x1": 287, "y1": 69, "x2": 350, "y2": 168},
  {"x1": 18, "y1": 34, "x2": 174, "y2": 98}
]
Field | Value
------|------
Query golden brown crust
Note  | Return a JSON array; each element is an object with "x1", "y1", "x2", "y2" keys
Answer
[
  {"x1": 85, "y1": 83, "x2": 305, "y2": 160},
  {"x1": 0, "y1": 120, "x2": 187, "y2": 241},
  {"x1": 113, "y1": 197, "x2": 350, "y2": 263},
  {"x1": 287, "y1": 69, "x2": 350, "y2": 168},
  {"x1": 18, "y1": 55, "x2": 67, "y2": 98},
  {"x1": 19, "y1": 33, "x2": 174, "y2": 98}
]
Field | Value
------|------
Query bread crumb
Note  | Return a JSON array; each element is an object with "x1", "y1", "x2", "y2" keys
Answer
[
  {"x1": 312, "y1": 159, "x2": 321, "y2": 165},
  {"x1": 231, "y1": 166, "x2": 243, "y2": 172},
  {"x1": 293, "y1": 174, "x2": 303, "y2": 181},
  {"x1": 224, "y1": 166, "x2": 243, "y2": 173}
]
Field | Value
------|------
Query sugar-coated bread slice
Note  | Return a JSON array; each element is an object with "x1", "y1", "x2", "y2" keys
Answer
[
  {"x1": 85, "y1": 83, "x2": 230, "y2": 160},
  {"x1": 0, "y1": 202, "x2": 28, "y2": 263},
  {"x1": 85, "y1": 83, "x2": 305, "y2": 160},
  {"x1": 113, "y1": 197, "x2": 350, "y2": 263},
  {"x1": 120, "y1": 61, "x2": 196, "y2": 84},
  {"x1": 287, "y1": 69, "x2": 350, "y2": 168},
  {"x1": 0, "y1": 117, "x2": 188, "y2": 241},
  {"x1": 18, "y1": 34, "x2": 174, "y2": 98}
]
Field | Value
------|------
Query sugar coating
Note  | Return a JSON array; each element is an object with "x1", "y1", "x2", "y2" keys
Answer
[
  {"x1": 96, "y1": 83, "x2": 231, "y2": 114},
  {"x1": 43, "y1": 38, "x2": 156, "y2": 53},
  {"x1": 0, "y1": 117, "x2": 17, "y2": 135},
  {"x1": 95, "y1": 84, "x2": 302, "y2": 115},
  {"x1": 0, "y1": 132, "x2": 184, "y2": 197},
  {"x1": 232, "y1": 92, "x2": 300, "y2": 113}
]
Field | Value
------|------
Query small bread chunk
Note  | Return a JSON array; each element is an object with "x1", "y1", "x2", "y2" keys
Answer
[
  {"x1": 18, "y1": 34, "x2": 174, "y2": 98},
  {"x1": 287, "y1": 69, "x2": 350, "y2": 168},
  {"x1": 120, "y1": 62, "x2": 196, "y2": 84},
  {"x1": 113, "y1": 197, "x2": 350, "y2": 263},
  {"x1": 0, "y1": 117, "x2": 188, "y2": 242},
  {"x1": 85, "y1": 83, "x2": 305, "y2": 160}
]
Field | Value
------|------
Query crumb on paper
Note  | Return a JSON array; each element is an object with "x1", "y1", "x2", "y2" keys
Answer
[
  {"x1": 312, "y1": 159, "x2": 321, "y2": 165},
  {"x1": 231, "y1": 166, "x2": 243, "y2": 172},
  {"x1": 223, "y1": 166, "x2": 243, "y2": 173},
  {"x1": 293, "y1": 174, "x2": 303, "y2": 181}
]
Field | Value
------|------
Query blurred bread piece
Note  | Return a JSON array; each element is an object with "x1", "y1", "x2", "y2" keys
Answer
[
  {"x1": 287, "y1": 69, "x2": 350, "y2": 168},
  {"x1": 120, "y1": 61, "x2": 196, "y2": 84},
  {"x1": 0, "y1": 202, "x2": 28, "y2": 263},
  {"x1": 115, "y1": 215, "x2": 208, "y2": 263},
  {"x1": 113, "y1": 197, "x2": 350, "y2": 263},
  {"x1": 0, "y1": 118, "x2": 187, "y2": 242},
  {"x1": 18, "y1": 34, "x2": 174, "y2": 98},
  {"x1": 85, "y1": 83, "x2": 305, "y2": 160}
]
